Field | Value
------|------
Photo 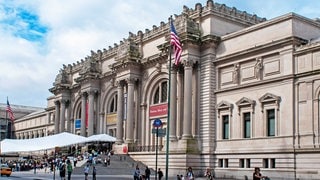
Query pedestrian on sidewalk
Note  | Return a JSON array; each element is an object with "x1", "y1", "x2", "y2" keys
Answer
[
  {"x1": 59, "y1": 160, "x2": 66, "y2": 180},
  {"x1": 66, "y1": 159, "x2": 73, "y2": 180},
  {"x1": 186, "y1": 167, "x2": 194, "y2": 180},
  {"x1": 145, "y1": 166, "x2": 151, "y2": 180},
  {"x1": 157, "y1": 168, "x2": 163, "y2": 180},
  {"x1": 84, "y1": 164, "x2": 90, "y2": 180},
  {"x1": 133, "y1": 165, "x2": 141, "y2": 180},
  {"x1": 92, "y1": 166, "x2": 97, "y2": 180}
]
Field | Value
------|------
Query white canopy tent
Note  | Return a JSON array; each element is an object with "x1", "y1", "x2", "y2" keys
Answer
[
  {"x1": 0, "y1": 132, "x2": 88, "y2": 154},
  {"x1": 86, "y1": 134, "x2": 116, "y2": 142}
]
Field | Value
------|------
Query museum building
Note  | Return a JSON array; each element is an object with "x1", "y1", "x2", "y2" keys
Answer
[{"x1": 12, "y1": 1, "x2": 320, "y2": 179}]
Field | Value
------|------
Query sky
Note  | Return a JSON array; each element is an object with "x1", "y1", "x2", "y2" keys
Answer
[{"x1": 0, "y1": 0, "x2": 320, "y2": 108}]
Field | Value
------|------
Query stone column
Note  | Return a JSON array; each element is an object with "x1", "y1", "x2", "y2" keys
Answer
[
  {"x1": 126, "y1": 78, "x2": 135, "y2": 143},
  {"x1": 100, "y1": 112, "x2": 105, "y2": 134},
  {"x1": 169, "y1": 65, "x2": 178, "y2": 141},
  {"x1": 88, "y1": 90, "x2": 95, "y2": 136},
  {"x1": 60, "y1": 100, "x2": 66, "y2": 132},
  {"x1": 81, "y1": 93, "x2": 87, "y2": 136},
  {"x1": 182, "y1": 60, "x2": 193, "y2": 139},
  {"x1": 54, "y1": 100, "x2": 60, "y2": 134},
  {"x1": 116, "y1": 81, "x2": 124, "y2": 144},
  {"x1": 66, "y1": 102, "x2": 71, "y2": 133},
  {"x1": 140, "y1": 103, "x2": 147, "y2": 146}
]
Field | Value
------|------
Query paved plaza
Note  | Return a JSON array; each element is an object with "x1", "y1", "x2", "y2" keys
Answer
[{"x1": 2, "y1": 154, "x2": 233, "y2": 180}]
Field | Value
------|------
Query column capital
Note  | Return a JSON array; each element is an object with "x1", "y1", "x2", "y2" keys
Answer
[
  {"x1": 88, "y1": 89, "x2": 99, "y2": 96},
  {"x1": 183, "y1": 59, "x2": 194, "y2": 68},
  {"x1": 115, "y1": 79, "x2": 125, "y2": 87},
  {"x1": 126, "y1": 77, "x2": 138, "y2": 84},
  {"x1": 54, "y1": 100, "x2": 60, "y2": 105}
]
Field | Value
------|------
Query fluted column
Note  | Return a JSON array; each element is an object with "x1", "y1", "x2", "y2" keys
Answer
[
  {"x1": 170, "y1": 65, "x2": 178, "y2": 141},
  {"x1": 88, "y1": 91, "x2": 95, "y2": 136},
  {"x1": 54, "y1": 100, "x2": 60, "y2": 134},
  {"x1": 60, "y1": 100, "x2": 66, "y2": 132},
  {"x1": 116, "y1": 81, "x2": 124, "y2": 144},
  {"x1": 126, "y1": 78, "x2": 135, "y2": 143},
  {"x1": 81, "y1": 93, "x2": 87, "y2": 136},
  {"x1": 182, "y1": 60, "x2": 193, "y2": 139}
]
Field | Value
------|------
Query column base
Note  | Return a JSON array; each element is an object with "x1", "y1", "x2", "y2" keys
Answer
[{"x1": 165, "y1": 138, "x2": 199, "y2": 154}]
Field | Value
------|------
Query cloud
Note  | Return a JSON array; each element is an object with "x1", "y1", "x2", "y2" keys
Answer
[{"x1": 0, "y1": 0, "x2": 320, "y2": 107}]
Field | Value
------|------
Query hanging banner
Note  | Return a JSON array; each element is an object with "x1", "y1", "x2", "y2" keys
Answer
[{"x1": 149, "y1": 104, "x2": 168, "y2": 117}]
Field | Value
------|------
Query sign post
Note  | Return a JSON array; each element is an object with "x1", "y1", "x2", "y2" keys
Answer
[{"x1": 153, "y1": 118, "x2": 163, "y2": 180}]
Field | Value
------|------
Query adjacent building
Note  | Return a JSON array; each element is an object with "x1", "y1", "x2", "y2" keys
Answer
[{"x1": 12, "y1": 1, "x2": 320, "y2": 179}]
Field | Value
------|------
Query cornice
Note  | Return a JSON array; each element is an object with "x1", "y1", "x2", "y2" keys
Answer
[{"x1": 215, "y1": 36, "x2": 307, "y2": 63}]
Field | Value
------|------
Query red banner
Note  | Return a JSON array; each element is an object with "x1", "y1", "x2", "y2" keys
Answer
[{"x1": 149, "y1": 104, "x2": 168, "y2": 117}]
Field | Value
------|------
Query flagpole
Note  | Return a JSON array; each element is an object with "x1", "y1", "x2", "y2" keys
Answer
[
  {"x1": 5, "y1": 97, "x2": 9, "y2": 139},
  {"x1": 165, "y1": 16, "x2": 172, "y2": 180}
]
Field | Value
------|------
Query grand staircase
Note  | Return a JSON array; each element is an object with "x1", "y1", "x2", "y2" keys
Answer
[{"x1": 72, "y1": 154, "x2": 155, "y2": 176}]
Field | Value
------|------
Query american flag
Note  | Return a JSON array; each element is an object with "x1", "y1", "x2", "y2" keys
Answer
[
  {"x1": 170, "y1": 20, "x2": 182, "y2": 65},
  {"x1": 6, "y1": 99, "x2": 15, "y2": 121}
]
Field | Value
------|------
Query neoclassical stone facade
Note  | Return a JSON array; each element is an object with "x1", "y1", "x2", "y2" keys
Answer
[{"x1": 13, "y1": 1, "x2": 320, "y2": 179}]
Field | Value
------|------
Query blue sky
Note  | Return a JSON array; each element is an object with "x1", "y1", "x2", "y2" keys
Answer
[{"x1": 0, "y1": 0, "x2": 320, "y2": 107}]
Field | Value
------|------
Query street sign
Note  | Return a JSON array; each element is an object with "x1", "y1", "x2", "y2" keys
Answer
[
  {"x1": 152, "y1": 128, "x2": 166, "y2": 137},
  {"x1": 153, "y1": 118, "x2": 162, "y2": 127}
]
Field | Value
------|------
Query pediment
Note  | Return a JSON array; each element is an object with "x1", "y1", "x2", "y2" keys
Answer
[
  {"x1": 236, "y1": 97, "x2": 255, "y2": 107},
  {"x1": 217, "y1": 101, "x2": 233, "y2": 110},
  {"x1": 259, "y1": 93, "x2": 281, "y2": 104}
]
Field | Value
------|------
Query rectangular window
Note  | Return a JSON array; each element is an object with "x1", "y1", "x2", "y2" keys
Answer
[
  {"x1": 246, "y1": 159, "x2": 251, "y2": 168},
  {"x1": 270, "y1": 158, "x2": 276, "y2": 168},
  {"x1": 243, "y1": 112, "x2": 251, "y2": 138},
  {"x1": 263, "y1": 158, "x2": 269, "y2": 168},
  {"x1": 224, "y1": 159, "x2": 229, "y2": 168},
  {"x1": 218, "y1": 159, "x2": 223, "y2": 168},
  {"x1": 239, "y1": 159, "x2": 245, "y2": 168},
  {"x1": 222, "y1": 115, "x2": 229, "y2": 139},
  {"x1": 267, "y1": 109, "x2": 275, "y2": 136}
]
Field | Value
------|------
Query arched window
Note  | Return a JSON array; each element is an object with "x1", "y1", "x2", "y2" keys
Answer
[
  {"x1": 153, "y1": 81, "x2": 168, "y2": 104},
  {"x1": 109, "y1": 94, "x2": 118, "y2": 113}
]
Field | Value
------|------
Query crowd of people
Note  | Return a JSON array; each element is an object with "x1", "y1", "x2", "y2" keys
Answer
[{"x1": 1, "y1": 151, "x2": 270, "y2": 179}]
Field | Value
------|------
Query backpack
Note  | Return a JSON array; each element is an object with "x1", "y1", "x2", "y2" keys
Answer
[{"x1": 59, "y1": 163, "x2": 65, "y2": 171}]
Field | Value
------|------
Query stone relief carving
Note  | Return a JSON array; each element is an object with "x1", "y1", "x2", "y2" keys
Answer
[
  {"x1": 255, "y1": 57, "x2": 263, "y2": 79},
  {"x1": 232, "y1": 63, "x2": 240, "y2": 84},
  {"x1": 79, "y1": 56, "x2": 100, "y2": 75},
  {"x1": 115, "y1": 39, "x2": 140, "y2": 61},
  {"x1": 54, "y1": 69, "x2": 69, "y2": 85}
]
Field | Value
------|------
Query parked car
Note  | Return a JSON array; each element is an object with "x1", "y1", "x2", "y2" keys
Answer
[{"x1": 1, "y1": 164, "x2": 12, "y2": 177}]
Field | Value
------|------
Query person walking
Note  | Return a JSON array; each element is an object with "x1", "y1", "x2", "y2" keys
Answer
[
  {"x1": 66, "y1": 159, "x2": 73, "y2": 180},
  {"x1": 145, "y1": 166, "x2": 151, "y2": 180},
  {"x1": 92, "y1": 166, "x2": 97, "y2": 180},
  {"x1": 84, "y1": 164, "x2": 90, "y2": 180},
  {"x1": 59, "y1": 160, "x2": 66, "y2": 180},
  {"x1": 157, "y1": 168, "x2": 163, "y2": 180},
  {"x1": 133, "y1": 165, "x2": 141, "y2": 180}
]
